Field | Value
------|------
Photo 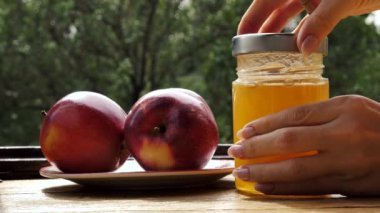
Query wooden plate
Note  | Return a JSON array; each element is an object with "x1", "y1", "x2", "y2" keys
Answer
[{"x1": 40, "y1": 159, "x2": 233, "y2": 189}]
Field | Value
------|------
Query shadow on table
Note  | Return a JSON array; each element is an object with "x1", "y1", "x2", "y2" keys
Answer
[
  {"x1": 241, "y1": 192, "x2": 380, "y2": 210},
  {"x1": 42, "y1": 178, "x2": 235, "y2": 201}
]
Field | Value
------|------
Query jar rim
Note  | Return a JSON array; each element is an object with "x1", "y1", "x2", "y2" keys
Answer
[{"x1": 232, "y1": 33, "x2": 328, "y2": 56}]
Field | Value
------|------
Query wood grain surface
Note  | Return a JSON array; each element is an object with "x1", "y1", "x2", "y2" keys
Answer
[{"x1": 1, "y1": 175, "x2": 380, "y2": 212}]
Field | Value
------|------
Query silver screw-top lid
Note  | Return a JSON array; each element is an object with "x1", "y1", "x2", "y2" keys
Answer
[{"x1": 232, "y1": 33, "x2": 328, "y2": 56}]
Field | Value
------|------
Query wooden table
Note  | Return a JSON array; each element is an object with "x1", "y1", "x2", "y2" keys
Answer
[{"x1": 2, "y1": 176, "x2": 380, "y2": 212}]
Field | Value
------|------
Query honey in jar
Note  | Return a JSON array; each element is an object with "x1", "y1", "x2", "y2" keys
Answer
[{"x1": 232, "y1": 33, "x2": 329, "y2": 195}]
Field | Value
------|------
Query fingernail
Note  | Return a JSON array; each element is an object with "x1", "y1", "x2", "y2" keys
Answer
[
  {"x1": 228, "y1": 145, "x2": 244, "y2": 158},
  {"x1": 301, "y1": 35, "x2": 319, "y2": 56},
  {"x1": 255, "y1": 183, "x2": 275, "y2": 194},
  {"x1": 237, "y1": 126, "x2": 255, "y2": 139},
  {"x1": 233, "y1": 167, "x2": 250, "y2": 181}
]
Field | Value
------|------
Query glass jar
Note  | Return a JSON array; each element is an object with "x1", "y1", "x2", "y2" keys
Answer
[{"x1": 232, "y1": 33, "x2": 329, "y2": 195}]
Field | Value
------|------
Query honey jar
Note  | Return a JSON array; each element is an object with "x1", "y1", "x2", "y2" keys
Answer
[{"x1": 232, "y1": 33, "x2": 329, "y2": 195}]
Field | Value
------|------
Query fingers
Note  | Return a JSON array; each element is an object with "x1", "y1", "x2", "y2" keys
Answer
[
  {"x1": 233, "y1": 153, "x2": 341, "y2": 183},
  {"x1": 238, "y1": 0, "x2": 304, "y2": 34},
  {"x1": 299, "y1": 0, "x2": 320, "y2": 14},
  {"x1": 238, "y1": 0, "x2": 286, "y2": 34},
  {"x1": 350, "y1": 1, "x2": 380, "y2": 15},
  {"x1": 238, "y1": 0, "x2": 366, "y2": 56},
  {"x1": 230, "y1": 126, "x2": 325, "y2": 159},
  {"x1": 296, "y1": 0, "x2": 352, "y2": 55},
  {"x1": 254, "y1": 177, "x2": 342, "y2": 195},
  {"x1": 238, "y1": 100, "x2": 338, "y2": 139},
  {"x1": 259, "y1": 0, "x2": 304, "y2": 33}
]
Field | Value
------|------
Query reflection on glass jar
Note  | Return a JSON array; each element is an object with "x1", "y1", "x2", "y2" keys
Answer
[{"x1": 232, "y1": 33, "x2": 329, "y2": 195}]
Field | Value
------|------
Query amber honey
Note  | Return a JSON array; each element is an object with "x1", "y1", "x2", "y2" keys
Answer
[
  {"x1": 232, "y1": 81, "x2": 329, "y2": 194},
  {"x1": 232, "y1": 33, "x2": 329, "y2": 195}
]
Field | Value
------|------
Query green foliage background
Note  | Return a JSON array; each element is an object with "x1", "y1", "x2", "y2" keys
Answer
[{"x1": 0, "y1": 0, "x2": 379, "y2": 145}]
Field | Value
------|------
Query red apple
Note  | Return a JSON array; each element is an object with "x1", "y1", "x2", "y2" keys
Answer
[
  {"x1": 40, "y1": 91, "x2": 129, "y2": 173},
  {"x1": 124, "y1": 88, "x2": 219, "y2": 171}
]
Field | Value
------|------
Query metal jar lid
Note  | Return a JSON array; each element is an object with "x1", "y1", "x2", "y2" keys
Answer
[{"x1": 232, "y1": 33, "x2": 328, "y2": 56}]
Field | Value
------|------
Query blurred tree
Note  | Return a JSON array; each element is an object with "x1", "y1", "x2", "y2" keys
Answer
[
  {"x1": 0, "y1": 0, "x2": 379, "y2": 146},
  {"x1": 0, "y1": 0, "x2": 250, "y2": 145},
  {"x1": 325, "y1": 15, "x2": 380, "y2": 100}
]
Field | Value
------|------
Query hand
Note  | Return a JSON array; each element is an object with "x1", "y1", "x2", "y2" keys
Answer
[
  {"x1": 238, "y1": 0, "x2": 380, "y2": 55},
  {"x1": 228, "y1": 95, "x2": 380, "y2": 196}
]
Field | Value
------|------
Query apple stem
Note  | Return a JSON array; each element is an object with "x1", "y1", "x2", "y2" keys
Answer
[
  {"x1": 41, "y1": 110, "x2": 47, "y2": 117},
  {"x1": 153, "y1": 125, "x2": 166, "y2": 135}
]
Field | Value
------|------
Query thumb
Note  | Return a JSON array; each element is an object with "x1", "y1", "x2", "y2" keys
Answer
[{"x1": 296, "y1": 0, "x2": 351, "y2": 55}]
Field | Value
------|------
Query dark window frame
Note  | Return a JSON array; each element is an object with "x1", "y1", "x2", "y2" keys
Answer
[{"x1": 0, "y1": 144, "x2": 232, "y2": 180}]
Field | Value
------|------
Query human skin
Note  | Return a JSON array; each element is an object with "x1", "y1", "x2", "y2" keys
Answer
[
  {"x1": 228, "y1": 95, "x2": 380, "y2": 196},
  {"x1": 238, "y1": 0, "x2": 380, "y2": 55},
  {"x1": 229, "y1": 0, "x2": 380, "y2": 196}
]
